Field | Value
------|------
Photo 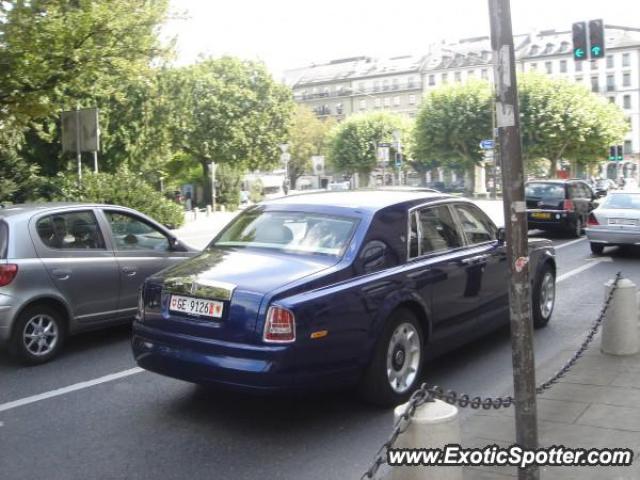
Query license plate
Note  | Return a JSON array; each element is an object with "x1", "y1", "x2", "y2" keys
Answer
[
  {"x1": 531, "y1": 212, "x2": 551, "y2": 220},
  {"x1": 609, "y1": 218, "x2": 638, "y2": 226},
  {"x1": 169, "y1": 295, "x2": 224, "y2": 319}
]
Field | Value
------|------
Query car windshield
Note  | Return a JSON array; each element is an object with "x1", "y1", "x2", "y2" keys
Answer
[
  {"x1": 525, "y1": 183, "x2": 565, "y2": 200},
  {"x1": 603, "y1": 193, "x2": 640, "y2": 209},
  {"x1": 211, "y1": 210, "x2": 358, "y2": 256}
]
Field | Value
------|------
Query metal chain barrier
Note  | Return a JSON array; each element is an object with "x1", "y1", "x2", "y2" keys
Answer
[{"x1": 361, "y1": 271, "x2": 622, "y2": 479}]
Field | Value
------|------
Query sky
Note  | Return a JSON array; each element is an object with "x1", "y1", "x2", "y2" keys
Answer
[{"x1": 164, "y1": 0, "x2": 640, "y2": 78}]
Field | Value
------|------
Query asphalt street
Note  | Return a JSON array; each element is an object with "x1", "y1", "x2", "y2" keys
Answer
[{"x1": 1, "y1": 208, "x2": 640, "y2": 480}]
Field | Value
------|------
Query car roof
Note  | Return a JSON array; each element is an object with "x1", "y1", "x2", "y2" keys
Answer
[
  {"x1": 261, "y1": 190, "x2": 453, "y2": 213},
  {"x1": 0, "y1": 202, "x2": 131, "y2": 221}
]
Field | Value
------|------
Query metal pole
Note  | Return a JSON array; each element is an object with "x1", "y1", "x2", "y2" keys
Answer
[
  {"x1": 210, "y1": 162, "x2": 216, "y2": 212},
  {"x1": 93, "y1": 151, "x2": 98, "y2": 174},
  {"x1": 75, "y1": 107, "x2": 82, "y2": 184},
  {"x1": 488, "y1": 2, "x2": 539, "y2": 480}
]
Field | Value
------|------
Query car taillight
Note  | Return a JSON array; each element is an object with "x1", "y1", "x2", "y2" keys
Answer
[
  {"x1": 0, "y1": 264, "x2": 18, "y2": 287},
  {"x1": 563, "y1": 199, "x2": 575, "y2": 212},
  {"x1": 587, "y1": 213, "x2": 599, "y2": 226},
  {"x1": 263, "y1": 306, "x2": 296, "y2": 343}
]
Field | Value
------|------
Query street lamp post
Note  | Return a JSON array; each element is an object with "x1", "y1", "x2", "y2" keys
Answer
[{"x1": 279, "y1": 143, "x2": 290, "y2": 194}]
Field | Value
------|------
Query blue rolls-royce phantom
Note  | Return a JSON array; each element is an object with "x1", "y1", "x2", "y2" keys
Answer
[{"x1": 132, "y1": 191, "x2": 556, "y2": 406}]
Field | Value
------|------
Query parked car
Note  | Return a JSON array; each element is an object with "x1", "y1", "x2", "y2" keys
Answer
[
  {"x1": 525, "y1": 179, "x2": 596, "y2": 237},
  {"x1": 586, "y1": 191, "x2": 640, "y2": 254},
  {"x1": 132, "y1": 191, "x2": 556, "y2": 406},
  {"x1": 0, "y1": 203, "x2": 197, "y2": 364},
  {"x1": 594, "y1": 179, "x2": 618, "y2": 198}
]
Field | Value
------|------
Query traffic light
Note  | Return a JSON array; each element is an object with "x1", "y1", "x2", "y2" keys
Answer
[
  {"x1": 609, "y1": 145, "x2": 624, "y2": 161},
  {"x1": 588, "y1": 19, "x2": 605, "y2": 59},
  {"x1": 572, "y1": 22, "x2": 588, "y2": 61},
  {"x1": 617, "y1": 144, "x2": 624, "y2": 161}
]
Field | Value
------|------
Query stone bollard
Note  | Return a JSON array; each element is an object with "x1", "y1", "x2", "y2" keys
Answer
[
  {"x1": 206, "y1": 205, "x2": 212, "y2": 217},
  {"x1": 602, "y1": 278, "x2": 640, "y2": 356},
  {"x1": 391, "y1": 399, "x2": 463, "y2": 480}
]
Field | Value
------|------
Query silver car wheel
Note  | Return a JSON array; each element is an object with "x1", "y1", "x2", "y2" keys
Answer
[
  {"x1": 22, "y1": 314, "x2": 59, "y2": 356},
  {"x1": 386, "y1": 322, "x2": 421, "y2": 394},
  {"x1": 539, "y1": 272, "x2": 555, "y2": 319}
]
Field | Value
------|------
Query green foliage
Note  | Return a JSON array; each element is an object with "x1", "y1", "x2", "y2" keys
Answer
[
  {"x1": 0, "y1": 147, "x2": 46, "y2": 204},
  {"x1": 249, "y1": 180, "x2": 264, "y2": 203},
  {"x1": 162, "y1": 57, "x2": 294, "y2": 202},
  {"x1": 327, "y1": 112, "x2": 413, "y2": 185},
  {"x1": 413, "y1": 81, "x2": 492, "y2": 173},
  {"x1": 287, "y1": 105, "x2": 335, "y2": 188},
  {"x1": 215, "y1": 164, "x2": 242, "y2": 211},
  {"x1": 49, "y1": 169, "x2": 184, "y2": 227}
]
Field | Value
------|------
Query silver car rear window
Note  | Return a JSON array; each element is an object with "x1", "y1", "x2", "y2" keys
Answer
[{"x1": 0, "y1": 220, "x2": 7, "y2": 259}]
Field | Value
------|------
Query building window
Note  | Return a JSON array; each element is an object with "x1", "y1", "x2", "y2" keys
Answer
[
  {"x1": 529, "y1": 63, "x2": 537, "y2": 70},
  {"x1": 393, "y1": 96, "x2": 401, "y2": 106},
  {"x1": 322, "y1": 87, "x2": 330, "y2": 97},
  {"x1": 559, "y1": 41, "x2": 570, "y2": 52},
  {"x1": 608, "y1": 97, "x2": 616, "y2": 103},
  {"x1": 623, "y1": 53, "x2": 631, "y2": 67},
  {"x1": 409, "y1": 95, "x2": 416, "y2": 105},
  {"x1": 606, "y1": 55, "x2": 614, "y2": 68},
  {"x1": 623, "y1": 95, "x2": 632, "y2": 109},
  {"x1": 428, "y1": 74, "x2": 435, "y2": 86},
  {"x1": 441, "y1": 73, "x2": 448, "y2": 84},
  {"x1": 607, "y1": 74, "x2": 615, "y2": 91},
  {"x1": 468, "y1": 70, "x2": 475, "y2": 78},
  {"x1": 545, "y1": 62, "x2": 552, "y2": 74},
  {"x1": 454, "y1": 71, "x2": 461, "y2": 82},
  {"x1": 383, "y1": 79, "x2": 390, "y2": 91},
  {"x1": 591, "y1": 76, "x2": 599, "y2": 92},
  {"x1": 359, "y1": 99, "x2": 366, "y2": 110},
  {"x1": 560, "y1": 60, "x2": 567, "y2": 73},
  {"x1": 358, "y1": 82, "x2": 366, "y2": 92},
  {"x1": 373, "y1": 81, "x2": 380, "y2": 92},
  {"x1": 624, "y1": 140, "x2": 632, "y2": 154},
  {"x1": 575, "y1": 62, "x2": 582, "y2": 72},
  {"x1": 591, "y1": 60, "x2": 598, "y2": 70},
  {"x1": 575, "y1": 76, "x2": 583, "y2": 83},
  {"x1": 530, "y1": 45, "x2": 539, "y2": 55},
  {"x1": 623, "y1": 72, "x2": 631, "y2": 87},
  {"x1": 384, "y1": 97, "x2": 391, "y2": 107},
  {"x1": 392, "y1": 78, "x2": 399, "y2": 90},
  {"x1": 336, "y1": 103, "x2": 343, "y2": 115},
  {"x1": 408, "y1": 76, "x2": 416, "y2": 88},
  {"x1": 374, "y1": 98, "x2": 381, "y2": 108}
]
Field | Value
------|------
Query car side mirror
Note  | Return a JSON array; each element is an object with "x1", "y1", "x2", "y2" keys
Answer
[
  {"x1": 169, "y1": 237, "x2": 184, "y2": 252},
  {"x1": 361, "y1": 242, "x2": 387, "y2": 273},
  {"x1": 497, "y1": 227, "x2": 506, "y2": 243}
]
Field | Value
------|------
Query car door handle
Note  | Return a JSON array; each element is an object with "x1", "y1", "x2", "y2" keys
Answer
[
  {"x1": 461, "y1": 255, "x2": 489, "y2": 265},
  {"x1": 52, "y1": 268, "x2": 71, "y2": 280},
  {"x1": 122, "y1": 266, "x2": 137, "y2": 277}
]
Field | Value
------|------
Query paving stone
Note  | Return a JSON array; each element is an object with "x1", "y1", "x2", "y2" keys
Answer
[
  {"x1": 577, "y1": 403, "x2": 640, "y2": 432},
  {"x1": 538, "y1": 382, "x2": 640, "y2": 408},
  {"x1": 611, "y1": 371, "x2": 640, "y2": 389}
]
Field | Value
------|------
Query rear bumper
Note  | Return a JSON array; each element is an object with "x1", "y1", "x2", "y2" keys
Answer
[
  {"x1": 0, "y1": 293, "x2": 18, "y2": 344},
  {"x1": 586, "y1": 228, "x2": 640, "y2": 245},
  {"x1": 527, "y1": 211, "x2": 574, "y2": 231},
  {"x1": 132, "y1": 322, "x2": 359, "y2": 392}
]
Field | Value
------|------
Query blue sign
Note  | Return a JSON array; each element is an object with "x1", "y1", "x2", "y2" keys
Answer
[{"x1": 480, "y1": 139, "x2": 494, "y2": 150}]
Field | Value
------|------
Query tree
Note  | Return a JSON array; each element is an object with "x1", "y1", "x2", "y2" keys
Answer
[
  {"x1": 163, "y1": 57, "x2": 294, "y2": 204},
  {"x1": 0, "y1": 0, "x2": 170, "y2": 137},
  {"x1": 519, "y1": 73, "x2": 628, "y2": 176},
  {"x1": 286, "y1": 105, "x2": 336, "y2": 188},
  {"x1": 413, "y1": 81, "x2": 492, "y2": 183},
  {"x1": 328, "y1": 112, "x2": 413, "y2": 187}
]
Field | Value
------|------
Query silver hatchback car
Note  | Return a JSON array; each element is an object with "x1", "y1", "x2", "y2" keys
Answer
[{"x1": 0, "y1": 203, "x2": 197, "y2": 364}]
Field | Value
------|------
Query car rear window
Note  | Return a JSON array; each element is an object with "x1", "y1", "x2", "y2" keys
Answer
[
  {"x1": 212, "y1": 210, "x2": 358, "y2": 257},
  {"x1": 0, "y1": 221, "x2": 7, "y2": 259},
  {"x1": 603, "y1": 193, "x2": 640, "y2": 209},
  {"x1": 525, "y1": 183, "x2": 565, "y2": 201}
]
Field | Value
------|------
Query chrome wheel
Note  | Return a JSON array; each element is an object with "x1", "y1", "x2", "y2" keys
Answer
[
  {"x1": 386, "y1": 322, "x2": 421, "y2": 394},
  {"x1": 539, "y1": 272, "x2": 555, "y2": 319},
  {"x1": 22, "y1": 314, "x2": 59, "y2": 356}
]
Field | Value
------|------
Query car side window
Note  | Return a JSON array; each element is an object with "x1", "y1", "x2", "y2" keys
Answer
[
  {"x1": 416, "y1": 205, "x2": 463, "y2": 255},
  {"x1": 453, "y1": 204, "x2": 496, "y2": 244},
  {"x1": 409, "y1": 212, "x2": 419, "y2": 258},
  {"x1": 36, "y1": 211, "x2": 106, "y2": 250},
  {"x1": 105, "y1": 211, "x2": 170, "y2": 252}
]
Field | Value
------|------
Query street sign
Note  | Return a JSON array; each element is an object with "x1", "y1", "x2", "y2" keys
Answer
[
  {"x1": 61, "y1": 108, "x2": 100, "y2": 153},
  {"x1": 480, "y1": 139, "x2": 495, "y2": 150},
  {"x1": 311, "y1": 155, "x2": 325, "y2": 175},
  {"x1": 377, "y1": 146, "x2": 389, "y2": 163}
]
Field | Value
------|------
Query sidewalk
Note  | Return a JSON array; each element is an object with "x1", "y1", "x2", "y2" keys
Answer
[{"x1": 462, "y1": 340, "x2": 640, "y2": 479}]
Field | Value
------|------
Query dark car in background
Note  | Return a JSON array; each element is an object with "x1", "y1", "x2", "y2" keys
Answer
[
  {"x1": 526, "y1": 179, "x2": 596, "y2": 237},
  {"x1": 133, "y1": 191, "x2": 556, "y2": 406},
  {"x1": 0, "y1": 203, "x2": 196, "y2": 364}
]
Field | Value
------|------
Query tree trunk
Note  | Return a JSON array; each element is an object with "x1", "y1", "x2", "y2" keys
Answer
[{"x1": 201, "y1": 160, "x2": 211, "y2": 208}]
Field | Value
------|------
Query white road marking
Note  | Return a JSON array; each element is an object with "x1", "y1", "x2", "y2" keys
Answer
[
  {"x1": 0, "y1": 367, "x2": 143, "y2": 414},
  {"x1": 555, "y1": 237, "x2": 587, "y2": 250},
  {"x1": 557, "y1": 257, "x2": 612, "y2": 283}
]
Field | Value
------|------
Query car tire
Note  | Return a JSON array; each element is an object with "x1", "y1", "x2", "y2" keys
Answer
[
  {"x1": 532, "y1": 264, "x2": 555, "y2": 329},
  {"x1": 10, "y1": 305, "x2": 66, "y2": 365},
  {"x1": 360, "y1": 308, "x2": 424, "y2": 407},
  {"x1": 590, "y1": 243, "x2": 605, "y2": 255}
]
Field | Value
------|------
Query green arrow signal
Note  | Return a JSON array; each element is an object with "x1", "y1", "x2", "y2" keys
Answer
[
  {"x1": 574, "y1": 48, "x2": 585, "y2": 58},
  {"x1": 591, "y1": 45, "x2": 602, "y2": 56}
]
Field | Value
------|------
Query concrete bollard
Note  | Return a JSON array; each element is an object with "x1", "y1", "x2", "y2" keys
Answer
[
  {"x1": 601, "y1": 278, "x2": 640, "y2": 356},
  {"x1": 206, "y1": 205, "x2": 212, "y2": 217},
  {"x1": 391, "y1": 399, "x2": 463, "y2": 480}
]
